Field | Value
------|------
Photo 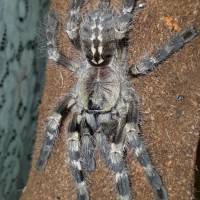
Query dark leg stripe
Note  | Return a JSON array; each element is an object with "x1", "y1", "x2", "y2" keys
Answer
[
  {"x1": 72, "y1": 167, "x2": 84, "y2": 184},
  {"x1": 81, "y1": 134, "x2": 96, "y2": 172},
  {"x1": 69, "y1": 149, "x2": 81, "y2": 161},
  {"x1": 36, "y1": 113, "x2": 61, "y2": 170},
  {"x1": 127, "y1": 130, "x2": 168, "y2": 200},
  {"x1": 116, "y1": 171, "x2": 131, "y2": 198},
  {"x1": 131, "y1": 27, "x2": 197, "y2": 75}
]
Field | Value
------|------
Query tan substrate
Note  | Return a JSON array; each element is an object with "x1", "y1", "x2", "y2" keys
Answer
[{"x1": 21, "y1": 0, "x2": 200, "y2": 199}]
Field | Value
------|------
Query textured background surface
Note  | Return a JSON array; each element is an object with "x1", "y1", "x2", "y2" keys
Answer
[
  {"x1": 21, "y1": 0, "x2": 200, "y2": 199},
  {"x1": 0, "y1": 0, "x2": 49, "y2": 199}
]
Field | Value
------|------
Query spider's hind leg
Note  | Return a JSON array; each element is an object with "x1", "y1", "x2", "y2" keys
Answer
[
  {"x1": 96, "y1": 113, "x2": 132, "y2": 200},
  {"x1": 80, "y1": 118, "x2": 96, "y2": 172},
  {"x1": 124, "y1": 93, "x2": 168, "y2": 200},
  {"x1": 68, "y1": 113, "x2": 90, "y2": 200},
  {"x1": 125, "y1": 123, "x2": 168, "y2": 200},
  {"x1": 110, "y1": 140, "x2": 132, "y2": 200},
  {"x1": 110, "y1": 117, "x2": 132, "y2": 200},
  {"x1": 95, "y1": 113, "x2": 121, "y2": 168},
  {"x1": 36, "y1": 94, "x2": 76, "y2": 171}
]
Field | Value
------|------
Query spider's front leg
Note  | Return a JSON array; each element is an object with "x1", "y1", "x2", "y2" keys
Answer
[
  {"x1": 46, "y1": 10, "x2": 79, "y2": 71},
  {"x1": 115, "y1": 0, "x2": 136, "y2": 59},
  {"x1": 115, "y1": 0, "x2": 136, "y2": 34},
  {"x1": 124, "y1": 91, "x2": 168, "y2": 200},
  {"x1": 65, "y1": 0, "x2": 84, "y2": 50},
  {"x1": 68, "y1": 113, "x2": 90, "y2": 200},
  {"x1": 110, "y1": 117, "x2": 132, "y2": 200},
  {"x1": 36, "y1": 94, "x2": 76, "y2": 171},
  {"x1": 131, "y1": 27, "x2": 197, "y2": 75}
]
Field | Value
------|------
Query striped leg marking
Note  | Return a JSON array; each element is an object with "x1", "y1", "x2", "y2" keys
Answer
[
  {"x1": 110, "y1": 143, "x2": 132, "y2": 200},
  {"x1": 114, "y1": 0, "x2": 135, "y2": 39},
  {"x1": 68, "y1": 114, "x2": 89, "y2": 200},
  {"x1": 131, "y1": 27, "x2": 197, "y2": 75},
  {"x1": 125, "y1": 123, "x2": 168, "y2": 200},
  {"x1": 95, "y1": 118, "x2": 120, "y2": 168},
  {"x1": 98, "y1": 0, "x2": 110, "y2": 10},
  {"x1": 36, "y1": 94, "x2": 76, "y2": 171},
  {"x1": 114, "y1": 0, "x2": 135, "y2": 60},
  {"x1": 65, "y1": 0, "x2": 84, "y2": 50},
  {"x1": 36, "y1": 113, "x2": 62, "y2": 170},
  {"x1": 96, "y1": 125, "x2": 132, "y2": 199},
  {"x1": 80, "y1": 119, "x2": 95, "y2": 172},
  {"x1": 95, "y1": 113, "x2": 132, "y2": 199},
  {"x1": 123, "y1": 0, "x2": 136, "y2": 13},
  {"x1": 95, "y1": 127, "x2": 111, "y2": 168},
  {"x1": 47, "y1": 11, "x2": 79, "y2": 71}
]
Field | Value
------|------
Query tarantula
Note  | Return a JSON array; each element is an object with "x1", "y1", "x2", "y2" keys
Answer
[{"x1": 36, "y1": 0, "x2": 197, "y2": 199}]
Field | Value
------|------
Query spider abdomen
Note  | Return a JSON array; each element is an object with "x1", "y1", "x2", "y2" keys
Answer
[{"x1": 79, "y1": 67, "x2": 120, "y2": 112}]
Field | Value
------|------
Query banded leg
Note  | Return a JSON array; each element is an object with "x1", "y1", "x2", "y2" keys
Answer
[
  {"x1": 98, "y1": 0, "x2": 110, "y2": 10},
  {"x1": 65, "y1": 0, "x2": 84, "y2": 50},
  {"x1": 47, "y1": 10, "x2": 79, "y2": 72},
  {"x1": 68, "y1": 113, "x2": 89, "y2": 200},
  {"x1": 122, "y1": 0, "x2": 136, "y2": 13},
  {"x1": 36, "y1": 94, "x2": 76, "y2": 170},
  {"x1": 125, "y1": 124, "x2": 167, "y2": 200},
  {"x1": 131, "y1": 27, "x2": 197, "y2": 75},
  {"x1": 114, "y1": 0, "x2": 136, "y2": 36},
  {"x1": 110, "y1": 114, "x2": 132, "y2": 200},
  {"x1": 96, "y1": 112, "x2": 132, "y2": 199},
  {"x1": 114, "y1": 0, "x2": 136, "y2": 59},
  {"x1": 80, "y1": 119, "x2": 95, "y2": 172},
  {"x1": 110, "y1": 143, "x2": 131, "y2": 200},
  {"x1": 124, "y1": 96, "x2": 168, "y2": 199},
  {"x1": 95, "y1": 123, "x2": 112, "y2": 167}
]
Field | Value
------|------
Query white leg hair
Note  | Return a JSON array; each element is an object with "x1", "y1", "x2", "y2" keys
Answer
[
  {"x1": 68, "y1": 114, "x2": 90, "y2": 200},
  {"x1": 125, "y1": 123, "x2": 168, "y2": 200}
]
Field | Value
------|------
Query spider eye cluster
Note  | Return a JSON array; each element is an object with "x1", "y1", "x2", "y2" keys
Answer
[{"x1": 80, "y1": 11, "x2": 115, "y2": 66}]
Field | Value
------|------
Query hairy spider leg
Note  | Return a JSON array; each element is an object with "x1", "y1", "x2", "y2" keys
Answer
[
  {"x1": 124, "y1": 91, "x2": 168, "y2": 200},
  {"x1": 95, "y1": 117, "x2": 113, "y2": 168},
  {"x1": 123, "y1": 0, "x2": 136, "y2": 12},
  {"x1": 80, "y1": 118, "x2": 96, "y2": 172},
  {"x1": 47, "y1": 10, "x2": 79, "y2": 72},
  {"x1": 109, "y1": 116, "x2": 132, "y2": 200},
  {"x1": 68, "y1": 113, "x2": 90, "y2": 200},
  {"x1": 98, "y1": 0, "x2": 110, "y2": 10},
  {"x1": 65, "y1": 0, "x2": 84, "y2": 50},
  {"x1": 95, "y1": 105, "x2": 133, "y2": 199},
  {"x1": 36, "y1": 94, "x2": 76, "y2": 170},
  {"x1": 103, "y1": 88, "x2": 139, "y2": 200},
  {"x1": 131, "y1": 27, "x2": 197, "y2": 75},
  {"x1": 114, "y1": 0, "x2": 136, "y2": 59},
  {"x1": 97, "y1": 129, "x2": 132, "y2": 200}
]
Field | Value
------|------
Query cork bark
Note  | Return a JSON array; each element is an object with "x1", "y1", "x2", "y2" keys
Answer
[{"x1": 21, "y1": 0, "x2": 200, "y2": 199}]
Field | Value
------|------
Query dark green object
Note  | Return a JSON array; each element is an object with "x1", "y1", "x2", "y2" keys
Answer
[{"x1": 0, "y1": 0, "x2": 50, "y2": 199}]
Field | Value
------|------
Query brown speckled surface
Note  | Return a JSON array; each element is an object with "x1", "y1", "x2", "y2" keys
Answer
[{"x1": 21, "y1": 0, "x2": 200, "y2": 199}]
